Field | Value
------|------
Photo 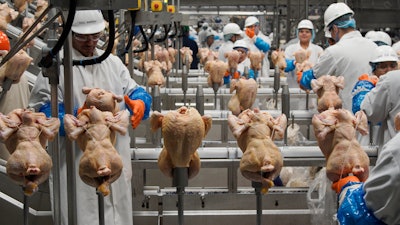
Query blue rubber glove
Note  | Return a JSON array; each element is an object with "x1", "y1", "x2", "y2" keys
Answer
[
  {"x1": 284, "y1": 59, "x2": 296, "y2": 72},
  {"x1": 352, "y1": 79, "x2": 375, "y2": 114},
  {"x1": 299, "y1": 69, "x2": 315, "y2": 90},
  {"x1": 336, "y1": 182, "x2": 385, "y2": 225},
  {"x1": 248, "y1": 69, "x2": 258, "y2": 79},
  {"x1": 223, "y1": 73, "x2": 231, "y2": 85},
  {"x1": 39, "y1": 102, "x2": 69, "y2": 136},
  {"x1": 126, "y1": 87, "x2": 152, "y2": 121},
  {"x1": 254, "y1": 37, "x2": 270, "y2": 52}
]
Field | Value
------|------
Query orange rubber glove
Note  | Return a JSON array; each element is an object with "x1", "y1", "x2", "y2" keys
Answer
[
  {"x1": 245, "y1": 27, "x2": 255, "y2": 39},
  {"x1": 232, "y1": 71, "x2": 240, "y2": 79},
  {"x1": 124, "y1": 95, "x2": 145, "y2": 129},
  {"x1": 358, "y1": 73, "x2": 378, "y2": 86},
  {"x1": 77, "y1": 102, "x2": 89, "y2": 115},
  {"x1": 331, "y1": 175, "x2": 360, "y2": 194},
  {"x1": 296, "y1": 71, "x2": 303, "y2": 84}
]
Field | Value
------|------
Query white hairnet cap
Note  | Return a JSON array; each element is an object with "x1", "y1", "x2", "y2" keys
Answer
[
  {"x1": 72, "y1": 10, "x2": 105, "y2": 34},
  {"x1": 370, "y1": 45, "x2": 398, "y2": 63},
  {"x1": 233, "y1": 39, "x2": 248, "y2": 50}
]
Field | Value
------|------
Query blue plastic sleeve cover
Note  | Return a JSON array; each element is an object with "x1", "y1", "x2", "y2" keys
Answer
[
  {"x1": 39, "y1": 102, "x2": 66, "y2": 136},
  {"x1": 284, "y1": 59, "x2": 296, "y2": 72},
  {"x1": 254, "y1": 37, "x2": 270, "y2": 52},
  {"x1": 223, "y1": 75, "x2": 231, "y2": 85},
  {"x1": 127, "y1": 87, "x2": 152, "y2": 120},
  {"x1": 300, "y1": 69, "x2": 315, "y2": 90},
  {"x1": 351, "y1": 80, "x2": 375, "y2": 114},
  {"x1": 337, "y1": 183, "x2": 385, "y2": 225}
]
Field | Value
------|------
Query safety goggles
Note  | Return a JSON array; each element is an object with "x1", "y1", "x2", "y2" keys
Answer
[
  {"x1": 376, "y1": 62, "x2": 398, "y2": 70},
  {"x1": 73, "y1": 32, "x2": 103, "y2": 42}
]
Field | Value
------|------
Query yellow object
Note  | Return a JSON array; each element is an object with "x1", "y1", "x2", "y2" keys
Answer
[
  {"x1": 167, "y1": 5, "x2": 175, "y2": 13},
  {"x1": 128, "y1": 0, "x2": 141, "y2": 10},
  {"x1": 151, "y1": 1, "x2": 163, "y2": 11}
]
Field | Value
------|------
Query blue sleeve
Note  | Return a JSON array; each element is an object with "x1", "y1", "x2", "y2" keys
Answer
[
  {"x1": 127, "y1": 87, "x2": 152, "y2": 120},
  {"x1": 254, "y1": 37, "x2": 270, "y2": 52},
  {"x1": 39, "y1": 102, "x2": 67, "y2": 136},
  {"x1": 284, "y1": 59, "x2": 296, "y2": 72},
  {"x1": 248, "y1": 69, "x2": 258, "y2": 79},
  {"x1": 352, "y1": 80, "x2": 375, "y2": 114},
  {"x1": 337, "y1": 183, "x2": 385, "y2": 225},
  {"x1": 300, "y1": 69, "x2": 315, "y2": 90},
  {"x1": 223, "y1": 75, "x2": 231, "y2": 85}
]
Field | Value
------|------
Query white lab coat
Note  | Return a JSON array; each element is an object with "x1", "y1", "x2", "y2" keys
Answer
[
  {"x1": 284, "y1": 42, "x2": 323, "y2": 88},
  {"x1": 237, "y1": 57, "x2": 251, "y2": 75},
  {"x1": 361, "y1": 70, "x2": 400, "y2": 148},
  {"x1": 243, "y1": 31, "x2": 272, "y2": 77},
  {"x1": 364, "y1": 131, "x2": 400, "y2": 225},
  {"x1": 313, "y1": 31, "x2": 377, "y2": 111},
  {"x1": 218, "y1": 40, "x2": 234, "y2": 62},
  {"x1": 29, "y1": 48, "x2": 136, "y2": 225}
]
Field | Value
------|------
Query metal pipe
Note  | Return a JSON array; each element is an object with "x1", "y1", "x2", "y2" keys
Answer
[
  {"x1": 281, "y1": 84, "x2": 290, "y2": 145},
  {"x1": 97, "y1": 192, "x2": 105, "y2": 225},
  {"x1": 182, "y1": 57, "x2": 188, "y2": 105},
  {"x1": 195, "y1": 85, "x2": 204, "y2": 115},
  {"x1": 23, "y1": 192, "x2": 29, "y2": 225},
  {"x1": 273, "y1": 65, "x2": 280, "y2": 109},
  {"x1": 172, "y1": 167, "x2": 188, "y2": 225},
  {"x1": 251, "y1": 181, "x2": 262, "y2": 225}
]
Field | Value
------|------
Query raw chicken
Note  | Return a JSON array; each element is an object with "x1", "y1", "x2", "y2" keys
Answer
[
  {"x1": 144, "y1": 60, "x2": 167, "y2": 87},
  {"x1": 228, "y1": 77, "x2": 258, "y2": 116},
  {"x1": 311, "y1": 75, "x2": 344, "y2": 112},
  {"x1": 205, "y1": 60, "x2": 229, "y2": 88},
  {"x1": 248, "y1": 51, "x2": 265, "y2": 71},
  {"x1": 64, "y1": 106, "x2": 129, "y2": 196},
  {"x1": 180, "y1": 47, "x2": 193, "y2": 66},
  {"x1": 0, "y1": 49, "x2": 33, "y2": 87},
  {"x1": 271, "y1": 49, "x2": 287, "y2": 75},
  {"x1": 34, "y1": 0, "x2": 48, "y2": 20},
  {"x1": 312, "y1": 108, "x2": 370, "y2": 182},
  {"x1": 198, "y1": 48, "x2": 218, "y2": 66},
  {"x1": 80, "y1": 87, "x2": 123, "y2": 114},
  {"x1": 167, "y1": 47, "x2": 178, "y2": 65},
  {"x1": 0, "y1": 3, "x2": 18, "y2": 30},
  {"x1": 293, "y1": 49, "x2": 313, "y2": 72},
  {"x1": 395, "y1": 111, "x2": 400, "y2": 131},
  {"x1": 13, "y1": 0, "x2": 32, "y2": 12},
  {"x1": 0, "y1": 109, "x2": 60, "y2": 196},
  {"x1": 224, "y1": 50, "x2": 240, "y2": 72},
  {"x1": 150, "y1": 107, "x2": 212, "y2": 179},
  {"x1": 228, "y1": 109, "x2": 287, "y2": 192},
  {"x1": 154, "y1": 45, "x2": 173, "y2": 74}
]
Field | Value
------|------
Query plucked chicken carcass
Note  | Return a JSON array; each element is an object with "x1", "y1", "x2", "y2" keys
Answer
[
  {"x1": 271, "y1": 49, "x2": 287, "y2": 75},
  {"x1": 311, "y1": 75, "x2": 344, "y2": 112},
  {"x1": 180, "y1": 47, "x2": 193, "y2": 66},
  {"x1": 0, "y1": 109, "x2": 60, "y2": 196},
  {"x1": 228, "y1": 77, "x2": 258, "y2": 116},
  {"x1": 312, "y1": 108, "x2": 370, "y2": 182},
  {"x1": 13, "y1": 0, "x2": 32, "y2": 12},
  {"x1": 293, "y1": 49, "x2": 313, "y2": 72},
  {"x1": 64, "y1": 106, "x2": 129, "y2": 196},
  {"x1": 0, "y1": 49, "x2": 33, "y2": 88},
  {"x1": 34, "y1": 0, "x2": 48, "y2": 20},
  {"x1": 228, "y1": 109, "x2": 287, "y2": 192},
  {"x1": 224, "y1": 50, "x2": 240, "y2": 72},
  {"x1": 80, "y1": 87, "x2": 123, "y2": 114},
  {"x1": 248, "y1": 51, "x2": 265, "y2": 72},
  {"x1": 198, "y1": 48, "x2": 218, "y2": 66},
  {"x1": 154, "y1": 45, "x2": 173, "y2": 74},
  {"x1": 144, "y1": 60, "x2": 166, "y2": 87},
  {"x1": 0, "y1": 3, "x2": 18, "y2": 30},
  {"x1": 150, "y1": 107, "x2": 212, "y2": 179},
  {"x1": 205, "y1": 60, "x2": 229, "y2": 88},
  {"x1": 167, "y1": 47, "x2": 178, "y2": 65}
]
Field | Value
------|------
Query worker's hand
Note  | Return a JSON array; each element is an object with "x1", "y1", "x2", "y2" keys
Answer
[
  {"x1": 358, "y1": 73, "x2": 378, "y2": 86},
  {"x1": 77, "y1": 102, "x2": 88, "y2": 115},
  {"x1": 245, "y1": 27, "x2": 255, "y2": 39},
  {"x1": 124, "y1": 95, "x2": 145, "y2": 129},
  {"x1": 351, "y1": 74, "x2": 377, "y2": 114}
]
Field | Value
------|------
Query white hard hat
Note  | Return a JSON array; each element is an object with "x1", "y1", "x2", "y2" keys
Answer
[
  {"x1": 233, "y1": 39, "x2": 248, "y2": 50},
  {"x1": 202, "y1": 22, "x2": 209, "y2": 28},
  {"x1": 325, "y1": 29, "x2": 332, "y2": 38},
  {"x1": 244, "y1": 16, "x2": 259, "y2": 27},
  {"x1": 392, "y1": 41, "x2": 400, "y2": 57},
  {"x1": 324, "y1": 2, "x2": 354, "y2": 29},
  {"x1": 374, "y1": 31, "x2": 392, "y2": 46},
  {"x1": 206, "y1": 29, "x2": 215, "y2": 38},
  {"x1": 370, "y1": 45, "x2": 398, "y2": 63},
  {"x1": 364, "y1": 30, "x2": 376, "y2": 39},
  {"x1": 223, "y1": 23, "x2": 242, "y2": 35},
  {"x1": 72, "y1": 10, "x2": 105, "y2": 34},
  {"x1": 297, "y1": 19, "x2": 314, "y2": 30}
]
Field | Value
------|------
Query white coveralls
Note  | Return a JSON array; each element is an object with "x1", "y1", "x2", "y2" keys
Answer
[
  {"x1": 313, "y1": 30, "x2": 377, "y2": 111},
  {"x1": 361, "y1": 70, "x2": 400, "y2": 148},
  {"x1": 284, "y1": 42, "x2": 323, "y2": 88},
  {"x1": 363, "y1": 130, "x2": 400, "y2": 224},
  {"x1": 243, "y1": 31, "x2": 271, "y2": 77},
  {"x1": 218, "y1": 40, "x2": 234, "y2": 62},
  {"x1": 29, "y1": 48, "x2": 136, "y2": 225}
]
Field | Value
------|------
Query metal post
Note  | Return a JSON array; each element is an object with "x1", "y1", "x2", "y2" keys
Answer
[
  {"x1": 273, "y1": 65, "x2": 280, "y2": 109},
  {"x1": 281, "y1": 84, "x2": 290, "y2": 145},
  {"x1": 23, "y1": 191, "x2": 29, "y2": 225},
  {"x1": 251, "y1": 181, "x2": 263, "y2": 225},
  {"x1": 195, "y1": 85, "x2": 204, "y2": 115},
  {"x1": 182, "y1": 57, "x2": 188, "y2": 105},
  {"x1": 97, "y1": 192, "x2": 105, "y2": 225},
  {"x1": 172, "y1": 167, "x2": 188, "y2": 225},
  {"x1": 152, "y1": 86, "x2": 161, "y2": 147},
  {"x1": 212, "y1": 82, "x2": 219, "y2": 110}
]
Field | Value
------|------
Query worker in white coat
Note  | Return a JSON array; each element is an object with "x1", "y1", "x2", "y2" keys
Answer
[
  {"x1": 243, "y1": 16, "x2": 271, "y2": 77},
  {"x1": 299, "y1": 2, "x2": 377, "y2": 111},
  {"x1": 232, "y1": 39, "x2": 251, "y2": 76},
  {"x1": 28, "y1": 10, "x2": 152, "y2": 225},
  {"x1": 284, "y1": 19, "x2": 323, "y2": 87},
  {"x1": 198, "y1": 22, "x2": 209, "y2": 48},
  {"x1": 218, "y1": 22, "x2": 243, "y2": 62}
]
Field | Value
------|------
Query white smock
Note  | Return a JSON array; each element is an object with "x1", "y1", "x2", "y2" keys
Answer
[
  {"x1": 361, "y1": 70, "x2": 400, "y2": 148},
  {"x1": 218, "y1": 40, "x2": 234, "y2": 62},
  {"x1": 364, "y1": 131, "x2": 400, "y2": 225},
  {"x1": 284, "y1": 42, "x2": 323, "y2": 88},
  {"x1": 313, "y1": 31, "x2": 377, "y2": 111},
  {"x1": 29, "y1": 48, "x2": 136, "y2": 225},
  {"x1": 243, "y1": 31, "x2": 271, "y2": 77},
  {"x1": 237, "y1": 57, "x2": 251, "y2": 75}
]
